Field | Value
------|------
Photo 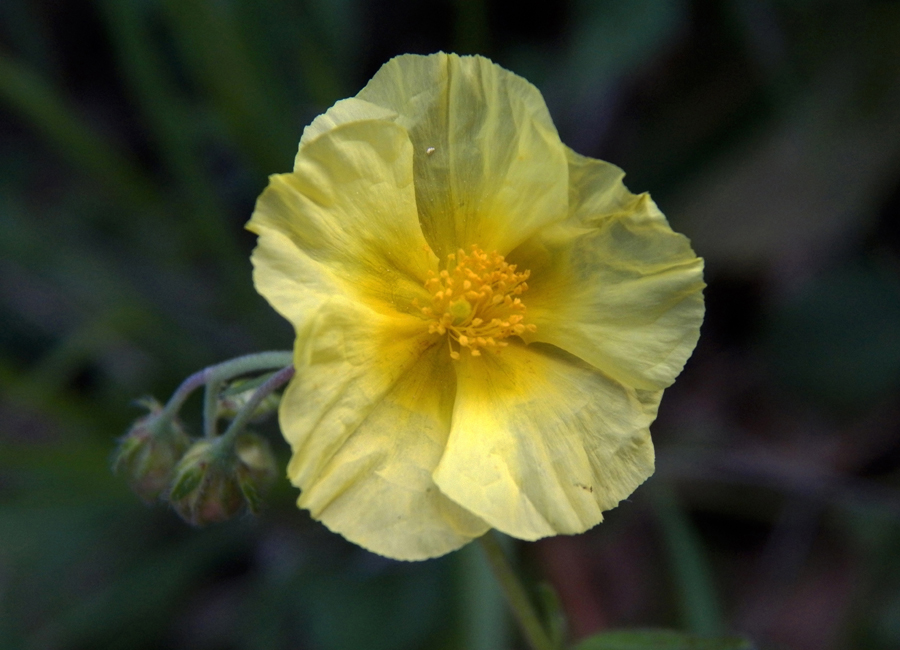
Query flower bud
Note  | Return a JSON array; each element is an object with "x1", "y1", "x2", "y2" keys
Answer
[
  {"x1": 112, "y1": 398, "x2": 191, "y2": 503},
  {"x1": 168, "y1": 440, "x2": 243, "y2": 525},
  {"x1": 234, "y1": 433, "x2": 278, "y2": 513},
  {"x1": 169, "y1": 433, "x2": 278, "y2": 525}
]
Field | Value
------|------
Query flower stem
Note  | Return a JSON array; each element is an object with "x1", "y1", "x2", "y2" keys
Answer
[
  {"x1": 218, "y1": 364, "x2": 295, "y2": 446},
  {"x1": 162, "y1": 351, "x2": 293, "y2": 419},
  {"x1": 203, "y1": 377, "x2": 224, "y2": 438},
  {"x1": 477, "y1": 532, "x2": 556, "y2": 650}
]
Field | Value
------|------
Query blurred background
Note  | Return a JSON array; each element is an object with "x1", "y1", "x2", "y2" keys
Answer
[{"x1": 1, "y1": 0, "x2": 899, "y2": 648}]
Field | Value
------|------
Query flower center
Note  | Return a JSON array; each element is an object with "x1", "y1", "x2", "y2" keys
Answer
[{"x1": 418, "y1": 245, "x2": 537, "y2": 359}]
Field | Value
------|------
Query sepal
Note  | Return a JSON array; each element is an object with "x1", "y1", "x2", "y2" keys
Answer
[{"x1": 112, "y1": 397, "x2": 191, "y2": 503}]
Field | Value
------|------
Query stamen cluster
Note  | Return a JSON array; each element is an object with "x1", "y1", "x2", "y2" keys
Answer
[{"x1": 419, "y1": 245, "x2": 537, "y2": 359}]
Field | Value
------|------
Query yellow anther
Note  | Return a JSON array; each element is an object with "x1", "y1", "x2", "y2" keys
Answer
[{"x1": 418, "y1": 244, "x2": 535, "y2": 359}]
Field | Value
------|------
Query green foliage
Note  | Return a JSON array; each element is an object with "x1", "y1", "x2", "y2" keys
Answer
[
  {"x1": 651, "y1": 486, "x2": 726, "y2": 637},
  {"x1": 0, "y1": 53, "x2": 157, "y2": 208},
  {"x1": 764, "y1": 260, "x2": 900, "y2": 414},
  {"x1": 537, "y1": 581, "x2": 569, "y2": 650},
  {"x1": 0, "y1": 0, "x2": 898, "y2": 648},
  {"x1": 300, "y1": 560, "x2": 448, "y2": 650},
  {"x1": 573, "y1": 629, "x2": 754, "y2": 650}
]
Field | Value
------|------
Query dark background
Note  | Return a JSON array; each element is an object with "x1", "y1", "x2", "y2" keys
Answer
[{"x1": 1, "y1": 1, "x2": 899, "y2": 648}]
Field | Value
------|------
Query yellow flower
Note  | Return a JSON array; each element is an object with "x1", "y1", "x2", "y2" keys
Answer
[{"x1": 247, "y1": 53, "x2": 705, "y2": 561}]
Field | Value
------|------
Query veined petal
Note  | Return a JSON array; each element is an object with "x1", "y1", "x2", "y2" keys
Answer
[
  {"x1": 511, "y1": 149, "x2": 705, "y2": 391},
  {"x1": 248, "y1": 119, "x2": 438, "y2": 316},
  {"x1": 248, "y1": 53, "x2": 705, "y2": 560},
  {"x1": 250, "y1": 227, "x2": 342, "y2": 327},
  {"x1": 433, "y1": 344, "x2": 657, "y2": 541},
  {"x1": 296, "y1": 97, "x2": 398, "y2": 156},
  {"x1": 352, "y1": 53, "x2": 569, "y2": 258},
  {"x1": 282, "y1": 298, "x2": 488, "y2": 561}
]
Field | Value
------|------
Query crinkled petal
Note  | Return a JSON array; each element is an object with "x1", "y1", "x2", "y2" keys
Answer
[
  {"x1": 341, "y1": 53, "x2": 569, "y2": 258},
  {"x1": 297, "y1": 97, "x2": 399, "y2": 156},
  {"x1": 282, "y1": 298, "x2": 488, "y2": 561},
  {"x1": 433, "y1": 343, "x2": 657, "y2": 541},
  {"x1": 249, "y1": 119, "x2": 438, "y2": 317},
  {"x1": 510, "y1": 149, "x2": 705, "y2": 391},
  {"x1": 250, "y1": 227, "x2": 340, "y2": 327}
]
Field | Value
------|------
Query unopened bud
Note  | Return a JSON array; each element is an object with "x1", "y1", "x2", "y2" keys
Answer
[
  {"x1": 234, "y1": 433, "x2": 278, "y2": 513},
  {"x1": 169, "y1": 433, "x2": 278, "y2": 525},
  {"x1": 169, "y1": 440, "x2": 243, "y2": 525},
  {"x1": 113, "y1": 398, "x2": 191, "y2": 503}
]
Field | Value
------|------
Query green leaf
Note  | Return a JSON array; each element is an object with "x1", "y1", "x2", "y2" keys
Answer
[
  {"x1": 0, "y1": 53, "x2": 157, "y2": 208},
  {"x1": 573, "y1": 629, "x2": 755, "y2": 650},
  {"x1": 96, "y1": 0, "x2": 241, "y2": 264},
  {"x1": 159, "y1": 0, "x2": 297, "y2": 174},
  {"x1": 651, "y1": 486, "x2": 726, "y2": 636},
  {"x1": 536, "y1": 581, "x2": 568, "y2": 650}
]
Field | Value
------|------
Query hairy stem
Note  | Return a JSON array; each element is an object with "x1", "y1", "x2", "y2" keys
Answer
[
  {"x1": 162, "y1": 350, "x2": 293, "y2": 419},
  {"x1": 218, "y1": 364, "x2": 295, "y2": 446}
]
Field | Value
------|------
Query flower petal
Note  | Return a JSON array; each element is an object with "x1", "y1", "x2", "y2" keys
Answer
[
  {"x1": 296, "y1": 97, "x2": 398, "y2": 155},
  {"x1": 511, "y1": 149, "x2": 705, "y2": 391},
  {"x1": 250, "y1": 227, "x2": 338, "y2": 327},
  {"x1": 248, "y1": 119, "x2": 438, "y2": 318},
  {"x1": 282, "y1": 298, "x2": 488, "y2": 561},
  {"x1": 433, "y1": 343, "x2": 658, "y2": 541},
  {"x1": 351, "y1": 53, "x2": 569, "y2": 258}
]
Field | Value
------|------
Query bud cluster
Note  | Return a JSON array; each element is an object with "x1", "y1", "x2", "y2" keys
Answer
[
  {"x1": 168, "y1": 433, "x2": 277, "y2": 525},
  {"x1": 113, "y1": 356, "x2": 293, "y2": 526}
]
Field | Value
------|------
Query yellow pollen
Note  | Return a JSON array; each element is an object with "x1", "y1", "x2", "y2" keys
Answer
[{"x1": 421, "y1": 245, "x2": 537, "y2": 359}]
